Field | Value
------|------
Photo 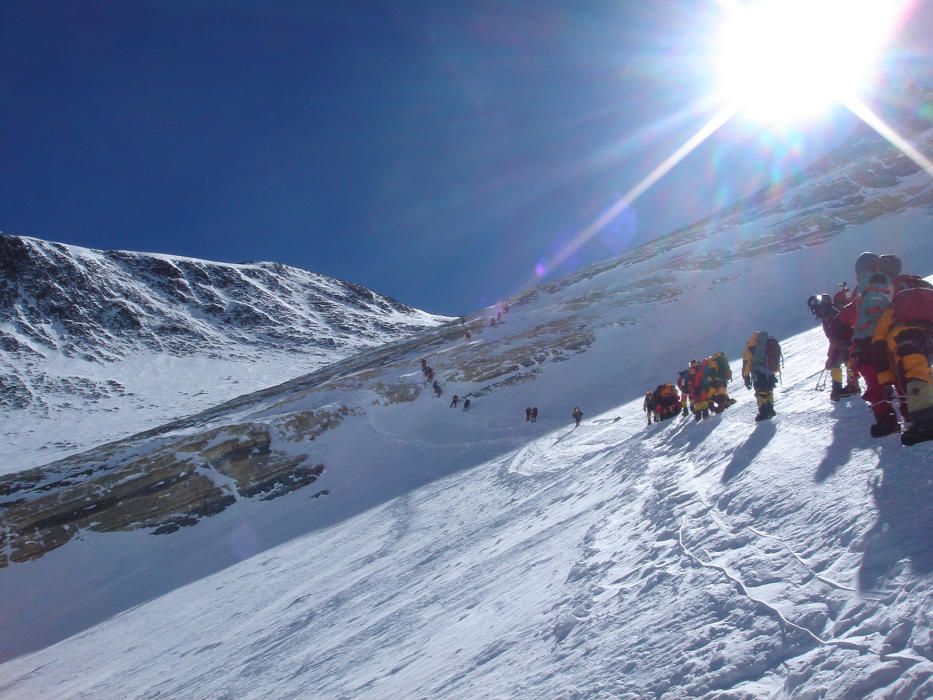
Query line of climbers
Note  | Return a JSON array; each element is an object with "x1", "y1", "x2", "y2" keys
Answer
[
  {"x1": 420, "y1": 357, "x2": 585, "y2": 428},
  {"x1": 808, "y1": 251, "x2": 933, "y2": 446},
  {"x1": 644, "y1": 350, "x2": 745, "y2": 425},
  {"x1": 646, "y1": 333, "x2": 786, "y2": 425}
]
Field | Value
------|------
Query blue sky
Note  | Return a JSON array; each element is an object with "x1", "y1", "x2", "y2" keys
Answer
[{"x1": 1, "y1": 1, "x2": 930, "y2": 313}]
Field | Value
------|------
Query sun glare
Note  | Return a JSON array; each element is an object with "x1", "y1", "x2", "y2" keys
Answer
[{"x1": 716, "y1": 0, "x2": 906, "y2": 124}]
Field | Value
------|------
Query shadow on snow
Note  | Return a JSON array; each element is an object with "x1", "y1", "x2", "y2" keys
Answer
[
  {"x1": 721, "y1": 420, "x2": 777, "y2": 483},
  {"x1": 858, "y1": 446, "x2": 933, "y2": 591}
]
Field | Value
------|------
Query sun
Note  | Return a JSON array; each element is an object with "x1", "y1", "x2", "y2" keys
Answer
[{"x1": 715, "y1": 0, "x2": 906, "y2": 124}]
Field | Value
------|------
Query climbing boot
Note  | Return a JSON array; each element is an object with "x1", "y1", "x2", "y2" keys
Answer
[
  {"x1": 755, "y1": 402, "x2": 775, "y2": 422},
  {"x1": 902, "y1": 406, "x2": 933, "y2": 446},
  {"x1": 869, "y1": 412, "x2": 901, "y2": 438}
]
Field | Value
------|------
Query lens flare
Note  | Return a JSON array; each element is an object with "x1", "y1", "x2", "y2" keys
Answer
[{"x1": 716, "y1": 0, "x2": 907, "y2": 124}]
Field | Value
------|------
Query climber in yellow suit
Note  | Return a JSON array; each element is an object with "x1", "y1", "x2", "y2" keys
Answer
[{"x1": 870, "y1": 272, "x2": 933, "y2": 446}]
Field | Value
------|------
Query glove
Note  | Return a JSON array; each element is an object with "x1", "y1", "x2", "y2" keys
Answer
[
  {"x1": 744, "y1": 375, "x2": 752, "y2": 390},
  {"x1": 824, "y1": 358, "x2": 833, "y2": 370}
]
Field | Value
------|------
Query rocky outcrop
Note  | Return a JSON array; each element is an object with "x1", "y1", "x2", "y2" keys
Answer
[{"x1": 0, "y1": 406, "x2": 355, "y2": 566}]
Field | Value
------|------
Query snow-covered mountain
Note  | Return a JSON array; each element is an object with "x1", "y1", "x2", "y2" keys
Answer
[
  {"x1": 1, "y1": 99, "x2": 932, "y2": 696},
  {"x1": 0, "y1": 235, "x2": 449, "y2": 471}
]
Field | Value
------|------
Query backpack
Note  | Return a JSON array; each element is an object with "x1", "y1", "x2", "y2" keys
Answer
[
  {"x1": 853, "y1": 272, "x2": 894, "y2": 339},
  {"x1": 892, "y1": 275, "x2": 933, "y2": 324},
  {"x1": 711, "y1": 352, "x2": 732, "y2": 381},
  {"x1": 677, "y1": 369, "x2": 689, "y2": 391},
  {"x1": 751, "y1": 332, "x2": 782, "y2": 374}
]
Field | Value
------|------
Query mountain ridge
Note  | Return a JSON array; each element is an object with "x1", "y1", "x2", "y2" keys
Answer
[{"x1": 0, "y1": 234, "x2": 450, "y2": 471}]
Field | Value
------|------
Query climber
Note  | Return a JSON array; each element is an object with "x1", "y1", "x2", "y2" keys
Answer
[
  {"x1": 450, "y1": 395, "x2": 459, "y2": 408},
  {"x1": 676, "y1": 368, "x2": 691, "y2": 417},
  {"x1": 870, "y1": 258, "x2": 933, "y2": 445},
  {"x1": 842, "y1": 252, "x2": 903, "y2": 437},
  {"x1": 463, "y1": 398, "x2": 471, "y2": 412},
  {"x1": 742, "y1": 331, "x2": 782, "y2": 421},
  {"x1": 432, "y1": 380, "x2": 442, "y2": 397},
  {"x1": 689, "y1": 358, "x2": 711, "y2": 421},
  {"x1": 706, "y1": 352, "x2": 736, "y2": 414},
  {"x1": 572, "y1": 406, "x2": 583, "y2": 427},
  {"x1": 653, "y1": 384, "x2": 681, "y2": 421},
  {"x1": 643, "y1": 391, "x2": 656, "y2": 425},
  {"x1": 807, "y1": 293, "x2": 860, "y2": 401}
]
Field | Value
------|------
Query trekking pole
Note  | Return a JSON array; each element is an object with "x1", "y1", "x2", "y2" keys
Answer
[{"x1": 814, "y1": 369, "x2": 827, "y2": 392}]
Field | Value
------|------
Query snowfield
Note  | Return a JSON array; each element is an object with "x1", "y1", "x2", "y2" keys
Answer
[{"x1": 0, "y1": 324, "x2": 930, "y2": 699}]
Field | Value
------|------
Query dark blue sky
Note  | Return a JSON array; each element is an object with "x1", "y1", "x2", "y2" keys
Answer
[{"x1": 2, "y1": 1, "x2": 930, "y2": 313}]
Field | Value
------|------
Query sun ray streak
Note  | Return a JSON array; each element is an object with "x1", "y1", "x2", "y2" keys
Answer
[
  {"x1": 841, "y1": 96, "x2": 933, "y2": 178},
  {"x1": 538, "y1": 104, "x2": 738, "y2": 278}
]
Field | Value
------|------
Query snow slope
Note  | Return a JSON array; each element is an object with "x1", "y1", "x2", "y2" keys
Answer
[
  {"x1": 1, "y1": 322, "x2": 930, "y2": 699},
  {"x1": 0, "y1": 235, "x2": 449, "y2": 471}
]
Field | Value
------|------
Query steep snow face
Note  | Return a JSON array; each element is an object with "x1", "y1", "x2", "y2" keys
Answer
[
  {"x1": 0, "y1": 235, "x2": 449, "y2": 471},
  {"x1": 2, "y1": 327, "x2": 932, "y2": 699},
  {"x1": 1, "y1": 102, "x2": 933, "y2": 695}
]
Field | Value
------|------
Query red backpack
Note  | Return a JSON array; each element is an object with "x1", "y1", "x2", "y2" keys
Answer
[{"x1": 892, "y1": 275, "x2": 933, "y2": 324}]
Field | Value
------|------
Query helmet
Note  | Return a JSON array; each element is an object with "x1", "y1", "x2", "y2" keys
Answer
[
  {"x1": 808, "y1": 294, "x2": 834, "y2": 318},
  {"x1": 878, "y1": 254, "x2": 902, "y2": 278},
  {"x1": 855, "y1": 251, "x2": 880, "y2": 278}
]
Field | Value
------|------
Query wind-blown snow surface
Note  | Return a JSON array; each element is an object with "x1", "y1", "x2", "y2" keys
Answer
[
  {"x1": 0, "y1": 235, "x2": 449, "y2": 472},
  {"x1": 1, "y1": 325, "x2": 931, "y2": 699},
  {"x1": 1, "y1": 213, "x2": 932, "y2": 697}
]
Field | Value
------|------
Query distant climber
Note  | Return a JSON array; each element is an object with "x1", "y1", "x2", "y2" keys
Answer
[
  {"x1": 421, "y1": 360, "x2": 435, "y2": 383},
  {"x1": 652, "y1": 384, "x2": 681, "y2": 421},
  {"x1": 463, "y1": 398, "x2": 471, "y2": 412},
  {"x1": 643, "y1": 391, "x2": 656, "y2": 425},
  {"x1": 572, "y1": 406, "x2": 583, "y2": 427},
  {"x1": 742, "y1": 331, "x2": 782, "y2": 421},
  {"x1": 706, "y1": 352, "x2": 736, "y2": 414},
  {"x1": 531, "y1": 407, "x2": 538, "y2": 423},
  {"x1": 688, "y1": 359, "x2": 710, "y2": 421},
  {"x1": 450, "y1": 395, "x2": 459, "y2": 408},
  {"x1": 676, "y1": 368, "x2": 690, "y2": 416},
  {"x1": 433, "y1": 380, "x2": 442, "y2": 397},
  {"x1": 807, "y1": 293, "x2": 860, "y2": 401},
  {"x1": 526, "y1": 407, "x2": 532, "y2": 422}
]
